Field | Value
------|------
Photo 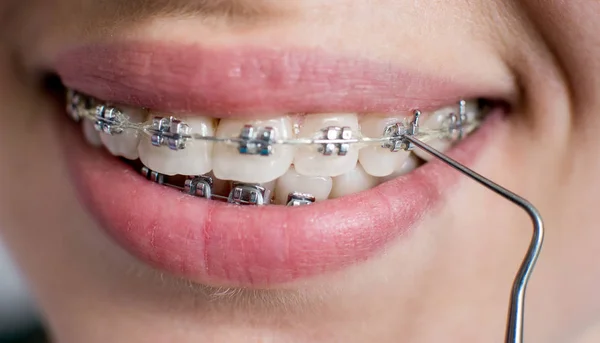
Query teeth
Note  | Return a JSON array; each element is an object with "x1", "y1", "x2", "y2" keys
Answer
[
  {"x1": 412, "y1": 107, "x2": 454, "y2": 161},
  {"x1": 213, "y1": 117, "x2": 294, "y2": 183},
  {"x1": 460, "y1": 100, "x2": 480, "y2": 122},
  {"x1": 82, "y1": 120, "x2": 102, "y2": 147},
  {"x1": 294, "y1": 113, "x2": 359, "y2": 177},
  {"x1": 205, "y1": 171, "x2": 232, "y2": 197},
  {"x1": 379, "y1": 154, "x2": 422, "y2": 183},
  {"x1": 138, "y1": 115, "x2": 215, "y2": 176},
  {"x1": 411, "y1": 102, "x2": 479, "y2": 161},
  {"x1": 274, "y1": 166, "x2": 333, "y2": 204},
  {"x1": 329, "y1": 164, "x2": 380, "y2": 199},
  {"x1": 100, "y1": 107, "x2": 145, "y2": 160},
  {"x1": 358, "y1": 115, "x2": 412, "y2": 177},
  {"x1": 260, "y1": 180, "x2": 277, "y2": 199},
  {"x1": 70, "y1": 88, "x2": 484, "y2": 203}
]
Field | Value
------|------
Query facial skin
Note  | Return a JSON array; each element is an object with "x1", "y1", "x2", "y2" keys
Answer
[{"x1": 0, "y1": 0, "x2": 599, "y2": 342}]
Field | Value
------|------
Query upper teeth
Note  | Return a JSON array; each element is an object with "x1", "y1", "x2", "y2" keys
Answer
[
  {"x1": 68, "y1": 89, "x2": 484, "y2": 201},
  {"x1": 100, "y1": 106, "x2": 145, "y2": 160}
]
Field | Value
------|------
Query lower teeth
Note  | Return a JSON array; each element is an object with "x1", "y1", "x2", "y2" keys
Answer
[
  {"x1": 137, "y1": 163, "x2": 284, "y2": 206},
  {"x1": 131, "y1": 157, "x2": 421, "y2": 206}
]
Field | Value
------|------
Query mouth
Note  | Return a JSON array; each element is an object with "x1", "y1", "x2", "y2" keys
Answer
[{"x1": 48, "y1": 42, "x2": 510, "y2": 288}]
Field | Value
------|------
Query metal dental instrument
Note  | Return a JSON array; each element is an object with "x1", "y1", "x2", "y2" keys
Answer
[{"x1": 403, "y1": 135, "x2": 544, "y2": 343}]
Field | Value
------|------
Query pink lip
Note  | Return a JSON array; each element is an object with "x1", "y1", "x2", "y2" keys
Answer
[
  {"x1": 55, "y1": 43, "x2": 511, "y2": 115},
  {"x1": 54, "y1": 43, "x2": 502, "y2": 287}
]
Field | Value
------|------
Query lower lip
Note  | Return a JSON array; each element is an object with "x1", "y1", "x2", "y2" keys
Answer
[{"x1": 57, "y1": 113, "x2": 499, "y2": 287}]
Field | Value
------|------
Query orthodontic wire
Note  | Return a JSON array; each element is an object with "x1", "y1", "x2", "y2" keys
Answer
[
  {"x1": 76, "y1": 108, "x2": 476, "y2": 147},
  {"x1": 404, "y1": 135, "x2": 544, "y2": 343},
  {"x1": 68, "y1": 90, "x2": 482, "y2": 149}
]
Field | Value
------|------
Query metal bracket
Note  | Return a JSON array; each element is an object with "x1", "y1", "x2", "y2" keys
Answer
[
  {"x1": 318, "y1": 126, "x2": 353, "y2": 156},
  {"x1": 184, "y1": 176, "x2": 213, "y2": 199},
  {"x1": 140, "y1": 167, "x2": 165, "y2": 184},
  {"x1": 238, "y1": 125, "x2": 276, "y2": 156},
  {"x1": 449, "y1": 99, "x2": 468, "y2": 140},
  {"x1": 66, "y1": 89, "x2": 94, "y2": 122},
  {"x1": 149, "y1": 116, "x2": 191, "y2": 151},
  {"x1": 286, "y1": 192, "x2": 316, "y2": 206},
  {"x1": 382, "y1": 110, "x2": 421, "y2": 151},
  {"x1": 94, "y1": 105, "x2": 124, "y2": 135},
  {"x1": 228, "y1": 183, "x2": 271, "y2": 205}
]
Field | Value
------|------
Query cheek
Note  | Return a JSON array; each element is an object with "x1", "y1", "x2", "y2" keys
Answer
[
  {"x1": 0, "y1": 56, "x2": 69, "y2": 227},
  {"x1": 520, "y1": 0, "x2": 600, "y2": 109}
]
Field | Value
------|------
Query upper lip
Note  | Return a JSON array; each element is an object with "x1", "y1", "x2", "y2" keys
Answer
[{"x1": 54, "y1": 42, "x2": 514, "y2": 116}]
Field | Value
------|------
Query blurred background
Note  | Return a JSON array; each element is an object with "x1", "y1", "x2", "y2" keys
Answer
[{"x1": 0, "y1": 238, "x2": 46, "y2": 343}]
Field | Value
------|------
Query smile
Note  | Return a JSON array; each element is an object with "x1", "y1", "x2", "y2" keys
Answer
[{"x1": 52, "y1": 43, "x2": 508, "y2": 288}]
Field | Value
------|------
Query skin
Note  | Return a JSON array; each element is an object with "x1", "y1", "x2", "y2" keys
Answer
[{"x1": 0, "y1": 0, "x2": 599, "y2": 342}]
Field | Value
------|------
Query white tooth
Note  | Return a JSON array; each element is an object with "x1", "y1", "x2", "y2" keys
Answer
[
  {"x1": 358, "y1": 115, "x2": 412, "y2": 177},
  {"x1": 274, "y1": 166, "x2": 332, "y2": 204},
  {"x1": 261, "y1": 180, "x2": 276, "y2": 204},
  {"x1": 294, "y1": 113, "x2": 359, "y2": 177},
  {"x1": 206, "y1": 171, "x2": 232, "y2": 197},
  {"x1": 462, "y1": 100, "x2": 480, "y2": 122},
  {"x1": 100, "y1": 107, "x2": 145, "y2": 160},
  {"x1": 329, "y1": 164, "x2": 380, "y2": 199},
  {"x1": 138, "y1": 115, "x2": 215, "y2": 176},
  {"x1": 424, "y1": 106, "x2": 455, "y2": 130},
  {"x1": 213, "y1": 117, "x2": 294, "y2": 183},
  {"x1": 412, "y1": 107, "x2": 454, "y2": 162},
  {"x1": 426, "y1": 100, "x2": 479, "y2": 129},
  {"x1": 379, "y1": 154, "x2": 422, "y2": 183},
  {"x1": 82, "y1": 120, "x2": 102, "y2": 147}
]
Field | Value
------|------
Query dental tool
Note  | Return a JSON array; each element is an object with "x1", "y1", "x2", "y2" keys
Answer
[
  {"x1": 404, "y1": 134, "x2": 543, "y2": 343},
  {"x1": 67, "y1": 89, "x2": 544, "y2": 343}
]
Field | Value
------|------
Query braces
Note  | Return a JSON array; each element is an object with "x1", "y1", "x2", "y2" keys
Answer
[
  {"x1": 66, "y1": 89, "x2": 543, "y2": 342},
  {"x1": 138, "y1": 168, "x2": 308, "y2": 206},
  {"x1": 67, "y1": 89, "x2": 482, "y2": 206},
  {"x1": 150, "y1": 116, "x2": 191, "y2": 151},
  {"x1": 318, "y1": 126, "x2": 353, "y2": 156},
  {"x1": 95, "y1": 105, "x2": 125, "y2": 135},
  {"x1": 287, "y1": 192, "x2": 316, "y2": 206},
  {"x1": 140, "y1": 166, "x2": 165, "y2": 184},
  {"x1": 67, "y1": 89, "x2": 482, "y2": 155},
  {"x1": 184, "y1": 175, "x2": 213, "y2": 199},
  {"x1": 228, "y1": 183, "x2": 271, "y2": 205}
]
